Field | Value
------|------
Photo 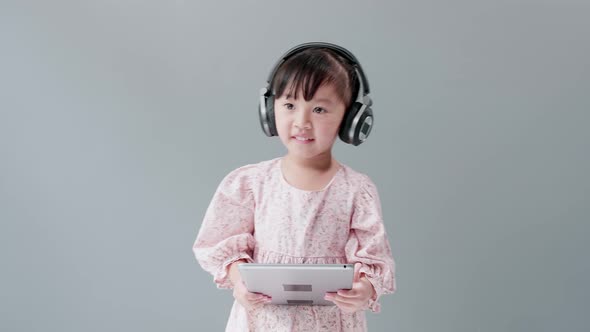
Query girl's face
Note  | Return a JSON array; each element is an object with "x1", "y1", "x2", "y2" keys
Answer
[{"x1": 274, "y1": 83, "x2": 347, "y2": 161}]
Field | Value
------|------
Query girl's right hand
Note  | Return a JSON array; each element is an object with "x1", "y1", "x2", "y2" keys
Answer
[
  {"x1": 229, "y1": 260, "x2": 272, "y2": 310},
  {"x1": 232, "y1": 280, "x2": 272, "y2": 310}
]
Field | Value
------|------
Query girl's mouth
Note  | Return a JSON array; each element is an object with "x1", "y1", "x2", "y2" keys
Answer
[{"x1": 292, "y1": 136, "x2": 315, "y2": 144}]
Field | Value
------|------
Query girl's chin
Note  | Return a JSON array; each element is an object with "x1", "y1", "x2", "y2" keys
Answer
[{"x1": 285, "y1": 146, "x2": 333, "y2": 158}]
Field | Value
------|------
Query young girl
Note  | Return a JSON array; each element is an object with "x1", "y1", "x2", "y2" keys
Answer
[{"x1": 193, "y1": 42, "x2": 396, "y2": 331}]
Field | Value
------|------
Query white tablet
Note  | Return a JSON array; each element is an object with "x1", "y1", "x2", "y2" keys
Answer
[{"x1": 238, "y1": 263, "x2": 354, "y2": 306}]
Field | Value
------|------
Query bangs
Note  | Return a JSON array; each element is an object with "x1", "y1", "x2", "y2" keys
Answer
[{"x1": 271, "y1": 49, "x2": 358, "y2": 107}]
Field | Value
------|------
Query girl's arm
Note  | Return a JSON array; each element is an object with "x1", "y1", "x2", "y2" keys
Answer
[
  {"x1": 345, "y1": 175, "x2": 396, "y2": 313},
  {"x1": 228, "y1": 259, "x2": 249, "y2": 287},
  {"x1": 193, "y1": 166, "x2": 257, "y2": 289}
]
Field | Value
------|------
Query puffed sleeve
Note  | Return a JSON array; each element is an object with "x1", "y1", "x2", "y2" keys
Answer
[
  {"x1": 345, "y1": 175, "x2": 396, "y2": 313},
  {"x1": 192, "y1": 166, "x2": 256, "y2": 289}
]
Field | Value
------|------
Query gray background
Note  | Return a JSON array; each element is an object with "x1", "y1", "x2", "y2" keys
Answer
[{"x1": 1, "y1": 1, "x2": 588, "y2": 331}]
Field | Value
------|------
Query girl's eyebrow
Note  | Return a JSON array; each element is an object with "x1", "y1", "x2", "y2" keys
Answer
[
  {"x1": 314, "y1": 98, "x2": 334, "y2": 105},
  {"x1": 282, "y1": 95, "x2": 335, "y2": 105}
]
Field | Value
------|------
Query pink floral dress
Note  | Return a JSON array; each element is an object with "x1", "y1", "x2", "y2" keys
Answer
[{"x1": 193, "y1": 158, "x2": 396, "y2": 331}]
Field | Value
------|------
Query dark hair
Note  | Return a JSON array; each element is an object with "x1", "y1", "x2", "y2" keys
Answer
[{"x1": 270, "y1": 48, "x2": 359, "y2": 108}]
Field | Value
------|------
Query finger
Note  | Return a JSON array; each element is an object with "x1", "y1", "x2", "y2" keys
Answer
[
  {"x1": 337, "y1": 289, "x2": 358, "y2": 298},
  {"x1": 249, "y1": 296, "x2": 266, "y2": 303},
  {"x1": 326, "y1": 294, "x2": 356, "y2": 305},
  {"x1": 256, "y1": 292, "x2": 272, "y2": 299},
  {"x1": 247, "y1": 297, "x2": 269, "y2": 309},
  {"x1": 249, "y1": 299, "x2": 268, "y2": 308},
  {"x1": 324, "y1": 292, "x2": 337, "y2": 301},
  {"x1": 353, "y1": 262, "x2": 362, "y2": 283},
  {"x1": 246, "y1": 292, "x2": 267, "y2": 301},
  {"x1": 336, "y1": 296, "x2": 357, "y2": 305},
  {"x1": 259, "y1": 296, "x2": 273, "y2": 304},
  {"x1": 251, "y1": 295, "x2": 271, "y2": 305},
  {"x1": 250, "y1": 300, "x2": 270, "y2": 308}
]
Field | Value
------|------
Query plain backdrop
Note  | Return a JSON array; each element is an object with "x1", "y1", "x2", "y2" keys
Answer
[{"x1": 1, "y1": 1, "x2": 589, "y2": 331}]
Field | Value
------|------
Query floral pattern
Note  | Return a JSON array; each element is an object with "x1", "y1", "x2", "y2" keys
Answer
[{"x1": 193, "y1": 158, "x2": 395, "y2": 331}]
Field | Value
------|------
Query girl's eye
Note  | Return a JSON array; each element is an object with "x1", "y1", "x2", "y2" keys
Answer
[
  {"x1": 313, "y1": 107, "x2": 326, "y2": 114},
  {"x1": 284, "y1": 103, "x2": 294, "y2": 110}
]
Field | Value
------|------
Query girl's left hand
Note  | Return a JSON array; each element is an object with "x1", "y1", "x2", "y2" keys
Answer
[{"x1": 324, "y1": 262, "x2": 376, "y2": 313}]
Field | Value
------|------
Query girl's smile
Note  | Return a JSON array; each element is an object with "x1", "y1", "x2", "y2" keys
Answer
[
  {"x1": 275, "y1": 83, "x2": 346, "y2": 160},
  {"x1": 292, "y1": 134, "x2": 315, "y2": 144}
]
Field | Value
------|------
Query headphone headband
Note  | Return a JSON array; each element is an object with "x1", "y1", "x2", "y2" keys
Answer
[{"x1": 265, "y1": 42, "x2": 370, "y2": 96}]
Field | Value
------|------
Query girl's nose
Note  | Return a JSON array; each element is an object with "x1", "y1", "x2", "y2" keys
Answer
[
  {"x1": 294, "y1": 122, "x2": 312, "y2": 130},
  {"x1": 294, "y1": 110, "x2": 312, "y2": 130}
]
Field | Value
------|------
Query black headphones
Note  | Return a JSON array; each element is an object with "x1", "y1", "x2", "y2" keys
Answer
[{"x1": 258, "y1": 42, "x2": 374, "y2": 146}]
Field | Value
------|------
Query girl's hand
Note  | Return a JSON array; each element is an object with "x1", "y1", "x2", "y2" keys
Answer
[
  {"x1": 324, "y1": 262, "x2": 376, "y2": 313},
  {"x1": 232, "y1": 279, "x2": 272, "y2": 310},
  {"x1": 229, "y1": 260, "x2": 272, "y2": 310}
]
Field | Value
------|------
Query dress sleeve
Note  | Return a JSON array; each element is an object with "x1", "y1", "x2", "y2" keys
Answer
[
  {"x1": 192, "y1": 167, "x2": 256, "y2": 289},
  {"x1": 345, "y1": 175, "x2": 396, "y2": 313}
]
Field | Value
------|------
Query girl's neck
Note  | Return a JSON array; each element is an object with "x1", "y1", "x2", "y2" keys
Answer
[
  {"x1": 280, "y1": 152, "x2": 342, "y2": 191},
  {"x1": 282, "y1": 152, "x2": 337, "y2": 173}
]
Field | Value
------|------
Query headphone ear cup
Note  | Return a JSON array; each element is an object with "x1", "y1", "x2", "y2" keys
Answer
[
  {"x1": 339, "y1": 102, "x2": 373, "y2": 146},
  {"x1": 339, "y1": 102, "x2": 362, "y2": 144},
  {"x1": 265, "y1": 95, "x2": 277, "y2": 136},
  {"x1": 259, "y1": 90, "x2": 278, "y2": 137},
  {"x1": 355, "y1": 106, "x2": 373, "y2": 146}
]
